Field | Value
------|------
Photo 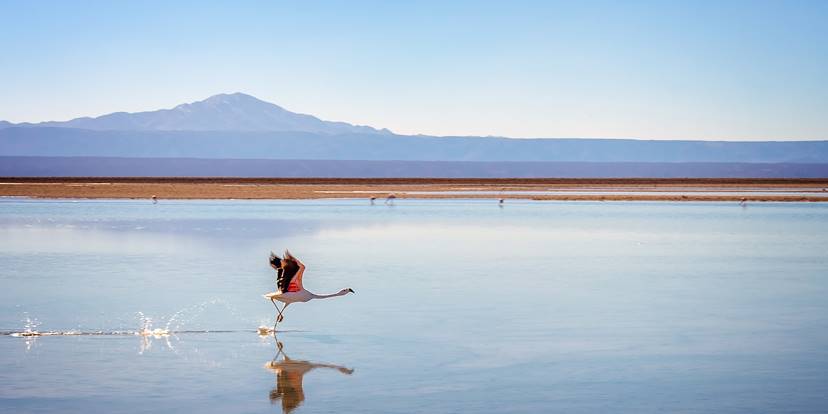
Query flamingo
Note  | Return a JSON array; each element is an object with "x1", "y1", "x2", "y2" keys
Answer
[
  {"x1": 263, "y1": 251, "x2": 354, "y2": 330},
  {"x1": 385, "y1": 193, "x2": 397, "y2": 205}
]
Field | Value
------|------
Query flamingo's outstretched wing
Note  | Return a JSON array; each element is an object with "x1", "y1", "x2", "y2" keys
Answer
[
  {"x1": 276, "y1": 268, "x2": 298, "y2": 293},
  {"x1": 284, "y1": 250, "x2": 306, "y2": 291}
]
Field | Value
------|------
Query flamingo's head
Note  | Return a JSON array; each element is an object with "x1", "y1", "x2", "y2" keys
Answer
[{"x1": 344, "y1": 288, "x2": 355, "y2": 295}]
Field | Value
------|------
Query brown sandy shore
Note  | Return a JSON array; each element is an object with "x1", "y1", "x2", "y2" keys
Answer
[{"x1": 2, "y1": 177, "x2": 828, "y2": 202}]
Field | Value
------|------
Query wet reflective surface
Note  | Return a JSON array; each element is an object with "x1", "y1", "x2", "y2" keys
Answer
[
  {"x1": 265, "y1": 337, "x2": 354, "y2": 413},
  {"x1": 316, "y1": 187, "x2": 828, "y2": 197},
  {"x1": 1, "y1": 198, "x2": 827, "y2": 413}
]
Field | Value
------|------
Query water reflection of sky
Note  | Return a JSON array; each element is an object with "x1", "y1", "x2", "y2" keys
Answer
[
  {"x1": 318, "y1": 189, "x2": 828, "y2": 197},
  {"x1": 1, "y1": 199, "x2": 827, "y2": 413}
]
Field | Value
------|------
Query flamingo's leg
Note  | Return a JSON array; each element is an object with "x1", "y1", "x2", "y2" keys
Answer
[
  {"x1": 272, "y1": 302, "x2": 291, "y2": 332},
  {"x1": 270, "y1": 336, "x2": 285, "y2": 358},
  {"x1": 278, "y1": 303, "x2": 290, "y2": 323},
  {"x1": 271, "y1": 299, "x2": 286, "y2": 331},
  {"x1": 270, "y1": 299, "x2": 283, "y2": 319}
]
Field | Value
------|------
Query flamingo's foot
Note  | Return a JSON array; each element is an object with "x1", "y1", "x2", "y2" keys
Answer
[{"x1": 277, "y1": 315, "x2": 284, "y2": 323}]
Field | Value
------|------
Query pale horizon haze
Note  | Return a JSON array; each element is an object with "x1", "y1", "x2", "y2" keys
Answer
[{"x1": 1, "y1": 1, "x2": 826, "y2": 141}]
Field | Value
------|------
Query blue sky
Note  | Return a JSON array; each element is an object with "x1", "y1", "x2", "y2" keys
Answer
[{"x1": 1, "y1": 0, "x2": 826, "y2": 140}]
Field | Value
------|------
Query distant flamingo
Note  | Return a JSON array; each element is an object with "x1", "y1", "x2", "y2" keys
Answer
[
  {"x1": 263, "y1": 251, "x2": 354, "y2": 330},
  {"x1": 385, "y1": 193, "x2": 397, "y2": 205}
]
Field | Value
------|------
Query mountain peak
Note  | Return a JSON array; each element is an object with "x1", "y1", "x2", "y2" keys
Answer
[
  {"x1": 174, "y1": 92, "x2": 281, "y2": 112},
  {"x1": 3, "y1": 93, "x2": 390, "y2": 135},
  {"x1": 202, "y1": 92, "x2": 264, "y2": 104}
]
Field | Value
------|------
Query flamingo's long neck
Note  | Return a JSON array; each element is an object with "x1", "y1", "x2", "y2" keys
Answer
[{"x1": 311, "y1": 290, "x2": 348, "y2": 300}]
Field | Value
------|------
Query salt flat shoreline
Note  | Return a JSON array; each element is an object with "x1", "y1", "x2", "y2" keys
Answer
[{"x1": 1, "y1": 177, "x2": 827, "y2": 202}]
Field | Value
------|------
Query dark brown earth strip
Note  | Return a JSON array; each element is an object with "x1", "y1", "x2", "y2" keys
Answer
[{"x1": 1, "y1": 178, "x2": 827, "y2": 202}]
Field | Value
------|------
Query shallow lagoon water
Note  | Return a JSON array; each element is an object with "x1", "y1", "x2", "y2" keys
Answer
[
  {"x1": 317, "y1": 189, "x2": 828, "y2": 197},
  {"x1": 1, "y1": 198, "x2": 827, "y2": 413}
]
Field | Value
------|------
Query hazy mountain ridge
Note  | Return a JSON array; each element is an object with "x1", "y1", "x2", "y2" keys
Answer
[
  {"x1": 5, "y1": 156, "x2": 827, "y2": 178},
  {"x1": 1, "y1": 93, "x2": 827, "y2": 173},
  {"x1": 2, "y1": 93, "x2": 390, "y2": 135},
  {"x1": 2, "y1": 127, "x2": 827, "y2": 163}
]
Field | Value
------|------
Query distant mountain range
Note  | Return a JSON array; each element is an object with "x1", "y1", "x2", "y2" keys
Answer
[
  {"x1": 2, "y1": 93, "x2": 390, "y2": 135},
  {"x1": 1, "y1": 93, "x2": 827, "y2": 177},
  {"x1": 2, "y1": 124, "x2": 827, "y2": 163},
  {"x1": 4, "y1": 156, "x2": 827, "y2": 178}
]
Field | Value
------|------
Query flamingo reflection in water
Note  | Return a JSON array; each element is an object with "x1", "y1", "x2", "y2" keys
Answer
[{"x1": 264, "y1": 338, "x2": 354, "y2": 413}]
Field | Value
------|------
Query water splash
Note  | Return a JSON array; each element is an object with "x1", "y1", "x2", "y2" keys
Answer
[
  {"x1": 9, "y1": 315, "x2": 46, "y2": 337},
  {"x1": 136, "y1": 311, "x2": 170, "y2": 337},
  {"x1": 4, "y1": 301, "x2": 275, "y2": 346},
  {"x1": 23, "y1": 314, "x2": 41, "y2": 334},
  {"x1": 133, "y1": 311, "x2": 172, "y2": 354},
  {"x1": 163, "y1": 298, "x2": 247, "y2": 332},
  {"x1": 10, "y1": 313, "x2": 42, "y2": 351}
]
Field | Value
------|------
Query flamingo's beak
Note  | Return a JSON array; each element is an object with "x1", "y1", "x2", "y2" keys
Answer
[{"x1": 348, "y1": 288, "x2": 355, "y2": 294}]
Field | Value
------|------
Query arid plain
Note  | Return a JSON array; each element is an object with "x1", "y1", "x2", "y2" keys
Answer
[{"x1": 2, "y1": 178, "x2": 827, "y2": 202}]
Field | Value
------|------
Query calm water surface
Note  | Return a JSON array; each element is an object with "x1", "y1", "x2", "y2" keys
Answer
[{"x1": 1, "y1": 198, "x2": 827, "y2": 413}]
